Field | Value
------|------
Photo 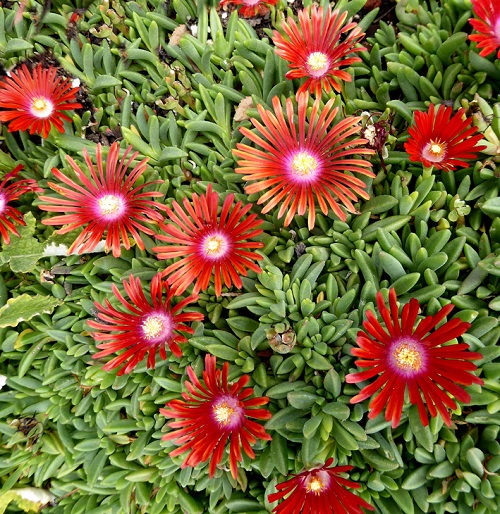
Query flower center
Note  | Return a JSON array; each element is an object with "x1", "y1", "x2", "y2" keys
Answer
[
  {"x1": 213, "y1": 402, "x2": 235, "y2": 425},
  {"x1": 142, "y1": 316, "x2": 164, "y2": 339},
  {"x1": 141, "y1": 313, "x2": 171, "y2": 342},
  {"x1": 306, "y1": 52, "x2": 329, "y2": 75},
  {"x1": 305, "y1": 471, "x2": 329, "y2": 495},
  {"x1": 392, "y1": 341, "x2": 424, "y2": 373},
  {"x1": 97, "y1": 194, "x2": 124, "y2": 218},
  {"x1": 31, "y1": 97, "x2": 53, "y2": 118},
  {"x1": 202, "y1": 233, "x2": 229, "y2": 259},
  {"x1": 212, "y1": 396, "x2": 243, "y2": 429},
  {"x1": 422, "y1": 140, "x2": 447, "y2": 163},
  {"x1": 0, "y1": 194, "x2": 5, "y2": 214},
  {"x1": 291, "y1": 151, "x2": 319, "y2": 179},
  {"x1": 494, "y1": 17, "x2": 500, "y2": 42}
]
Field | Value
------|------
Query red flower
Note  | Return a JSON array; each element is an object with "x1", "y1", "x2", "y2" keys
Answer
[
  {"x1": 272, "y1": 6, "x2": 366, "y2": 96},
  {"x1": 160, "y1": 353, "x2": 272, "y2": 479},
  {"x1": 0, "y1": 164, "x2": 43, "y2": 244},
  {"x1": 346, "y1": 289, "x2": 484, "y2": 428},
  {"x1": 404, "y1": 103, "x2": 485, "y2": 171},
  {"x1": 268, "y1": 459, "x2": 374, "y2": 514},
  {"x1": 233, "y1": 92, "x2": 374, "y2": 229},
  {"x1": 153, "y1": 184, "x2": 264, "y2": 297},
  {"x1": 0, "y1": 63, "x2": 81, "y2": 138},
  {"x1": 38, "y1": 142, "x2": 167, "y2": 257},
  {"x1": 220, "y1": 0, "x2": 278, "y2": 18},
  {"x1": 469, "y1": 0, "x2": 500, "y2": 58},
  {"x1": 89, "y1": 273, "x2": 203, "y2": 375}
]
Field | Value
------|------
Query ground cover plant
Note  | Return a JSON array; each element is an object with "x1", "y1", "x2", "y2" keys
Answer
[{"x1": 0, "y1": 0, "x2": 499, "y2": 512}]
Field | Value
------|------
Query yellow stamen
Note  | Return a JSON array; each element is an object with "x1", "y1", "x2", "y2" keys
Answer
[
  {"x1": 428, "y1": 140, "x2": 446, "y2": 158},
  {"x1": 204, "y1": 235, "x2": 226, "y2": 256},
  {"x1": 98, "y1": 195, "x2": 122, "y2": 216},
  {"x1": 307, "y1": 52, "x2": 329, "y2": 73},
  {"x1": 306, "y1": 476, "x2": 326, "y2": 495},
  {"x1": 213, "y1": 402, "x2": 235, "y2": 426},
  {"x1": 32, "y1": 98, "x2": 48, "y2": 111},
  {"x1": 393, "y1": 343, "x2": 422, "y2": 372},
  {"x1": 291, "y1": 151, "x2": 318, "y2": 177},
  {"x1": 142, "y1": 316, "x2": 164, "y2": 339}
]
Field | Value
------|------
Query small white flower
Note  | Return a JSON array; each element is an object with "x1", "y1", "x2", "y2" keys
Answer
[{"x1": 0, "y1": 375, "x2": 6, "y2": 389}]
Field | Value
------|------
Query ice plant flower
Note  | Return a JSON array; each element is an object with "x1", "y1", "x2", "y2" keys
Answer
[
  {"x1": 404, "y1": 103, "x2": 485, "y2": 172},
  {"x1": 469, "y1": 0, "x2": 500, "y2": 58},
  {"x1": 0, "y1": 164, "x2": 43, "y2": 245},
  {"x1": 268, "y1": 459, "x2": 374, "y2": 514},
  {"x1": 38, "y1": 142, "x2": 167, "y2": 257},
  {"x1": 346, "y1": 289, "x2": 484, "y2": 428},
  {"x1": 219, "y1": 0, "x2": 278, "y2": 18},
  {"x1": 233, "y1": 92, "x2": 374, "y2": 229},
  {"x1": 0, "y1": 63, "x2": 81, "y2": 138},
  {"x1": 89, "y1": 273, "x2": 203, "y2": 375},
  {"x1": 153, "y1": 184, "x2": 264, "y2": 297},
  {"x1": 161, "y1": 353, "x2": 272, "y2": 479},
  {"x1": 272, "y1": 6, "x2": 366, "y2": 96}
]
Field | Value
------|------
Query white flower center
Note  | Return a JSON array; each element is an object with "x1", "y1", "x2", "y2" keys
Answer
[
  {"x1": 31, "y1": 97, "x2": 54, "y2": 118},
  {"x1": 0, "y1": 194, "x2": 5, "y2": 214},
  {"x1": 202, "y1": 233, "x2": 229, "y2": 259},
  {"x1": 306, "y1": 52, "x2": 329, "y2": 75},
  {"x1": 305, "y1": 471, "x2": 330, "y2": 495},
  {"x1": 422, "y1": 140, "x2": 447, "y2": 163},
  {"x1": 97, "y1": 194, "x2": 124, "y2": 218},
  {"x1": 291, "y1": 151, "x2": 319, "y2": 179}
]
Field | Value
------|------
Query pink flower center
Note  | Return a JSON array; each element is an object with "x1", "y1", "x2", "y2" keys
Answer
[
  {"x1": 30, "y1": 97, "x2": 54, "y2": 119},
  {"x1": 0, "y1": 194, "x2": 5, "y2": 214},
  {"x1": 212, "y1": 396, "x2": 243, "y2": 429},
  {"x1": 290, "y1": 151, "x2": 319, "y2": 182},
  {"x1": 494, "y1": 16, "x2": 500, "y2": 42},
  {"x1": 201, "y1": 232, "x2": 229, "y2": 260},
  {"x1": 243, "y1": 0, "x2": 261, "y2": 5},
  {"x1": 422, "y1": 140, "x2": 447, "y2": 163},
  {"x1": 141, "y1": 312, "x2": 172, "y2": 343},
  {"x1": 306, "y1": 52, "x2": 330, "y2": 77},
  {"x1": 390, "y1": 339, "x2": 426, "y2": 375},
  {"x1": 304, "y1": 470, "x2": 330, "y2": 495},
  {"x1": 97, "y1": 194, "x2": 125, "y2": 220}
]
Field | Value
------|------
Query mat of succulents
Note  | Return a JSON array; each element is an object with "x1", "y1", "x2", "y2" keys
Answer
[{"x1": 0, "y1": 0, "x2": 499, "y2": 513}]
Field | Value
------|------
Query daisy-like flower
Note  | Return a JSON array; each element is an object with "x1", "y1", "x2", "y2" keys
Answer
[
  {"x1": 268, "y1": 459, "x2": 374, "y2": 514},
  {"x1": 219, "y1": 0, "x2": 278, "y2": 18},
  {"x1": 38, "y1": 142, "x2": 167, "y2": 257},
  {"x1": 160, "y1": 353, "x2": 272, "y2": 479},
  {"x1": 153, "y1": 184, "x2": 264, "y2": 297},
  {"x1": 233, "y1": 92, "x2": 374, "y2": 229},
  {"x1": 272, "y1": 6, "x2": 366, "y2": 96},
  {"x1": 469, "y1": 0, "x2": 500, "y2": 58},
  {"x1": 404, "y1": 103, "x2": 485, "y2": 172},
  {"x1": 89, "y1": 273, "x2": 203, "y2": 375},
  {"x1": 346, "y1": 289, "x2": 484, "y2": 428},
  {"x1": 0, "y1": 164, "x2": 43, "y2": 245},
  {"x1": 0, "y1": 63, "x2": 81, "y2": 138}
]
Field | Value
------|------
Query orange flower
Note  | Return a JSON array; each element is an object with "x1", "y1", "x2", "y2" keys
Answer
[
  {"x1": 39, "y1": 143, "x2": 166, "y2": 257},
  {"x1": 234, "y1": 92, "x2": 374, "y2": 229},
  {"x1": 0, "y1": 63, "x2": 81, "y2": 138},
  {"x1": 273, "y1": 6, "x2": 365, "y2": 96},
  {"x1": 154, "y1": 184, "x2": 264, "y2": 296}
]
